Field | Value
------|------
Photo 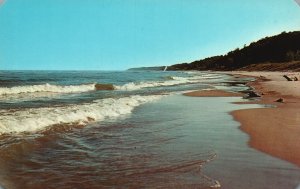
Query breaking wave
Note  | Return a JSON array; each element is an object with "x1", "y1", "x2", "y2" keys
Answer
[
  {"x1": 0, "y1": 74, "x2": 223, "y2": 96},
  {"x1": 115, "y1": 76, "x2": 198, "y2": 90},
  {"x1": 0, "y1": 95, "x2": 162, "y2": 134},
  {"x1": 0, "y1": 83, "x2": 96, "y2": 95},
  {"x1": 0, "y1": 77, "x2": 191, "y2": 95}
]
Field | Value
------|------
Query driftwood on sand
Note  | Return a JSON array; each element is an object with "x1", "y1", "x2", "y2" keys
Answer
[
  {"x1": 283, "y1": 75, "x2": 298, "y2": 81},
  {"x1": 283, "y1": 75, "x2": 293, "y2": 81}
]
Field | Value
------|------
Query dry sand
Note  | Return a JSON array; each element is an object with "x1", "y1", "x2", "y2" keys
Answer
[{"x1": 230, "y1": 71, "x2": 300, "y2": 167}]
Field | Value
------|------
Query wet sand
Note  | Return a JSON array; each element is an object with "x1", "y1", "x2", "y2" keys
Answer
[
  {"x1": 181, "y1": 90, "x2": 300, "y2": 189},
  {"x1": 191, "y1": 71, "x2": 300, "y2": 167},
  {"x1": 183, "y1": 90, "x2": 243, "y2": 97},
  {"x1": 230, "y1": 71, "x2": 300, "y2": 167}
]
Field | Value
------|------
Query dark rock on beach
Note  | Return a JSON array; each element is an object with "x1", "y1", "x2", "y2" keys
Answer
[
  {"x1": 242, "y1": 90, "x2": 261, "y2": 98},
  {"x1": 95, "y1": 84, "x2": 115, "y2": 90},
  {"x1": 275, "y1": 98, "x2": 284, "y2": 103}
]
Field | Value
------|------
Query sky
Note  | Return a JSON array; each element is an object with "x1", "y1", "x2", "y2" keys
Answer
[{"x1": 0, "y1": 0, "x2": 300, "y2": 70}]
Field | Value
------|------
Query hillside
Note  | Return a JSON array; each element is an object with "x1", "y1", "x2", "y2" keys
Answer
[
  {"x1": 128, "y1": 66, "x2": 165, "y2": 71},
  {"x1": 168, "y1": 31, "x2": 300, "y2": 71}
]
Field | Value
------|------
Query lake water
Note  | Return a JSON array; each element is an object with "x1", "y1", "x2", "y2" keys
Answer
[{"x1": 0, "y1": 70, "x2": 299, "y2": 189}]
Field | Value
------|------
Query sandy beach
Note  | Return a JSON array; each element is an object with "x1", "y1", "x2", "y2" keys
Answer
[
  {"x1": 185, "y1": 71, "x2": 300, "y2": 167},
  {"x1": 231, "y1": 71, "x2": 300, "y2": 167}
]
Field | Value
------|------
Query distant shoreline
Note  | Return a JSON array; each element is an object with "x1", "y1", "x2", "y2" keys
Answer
[{"x1": 129, "y1": 31, "x2": 300, "y2": 72}]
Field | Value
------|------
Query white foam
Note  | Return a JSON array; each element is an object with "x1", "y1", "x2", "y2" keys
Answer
[
  {"x1": 0, "y1": 83, "x2": 96, "y2": 95},
  {"x1": 0, "y1": 74, "x2": 224, "y2": 96},
  {"x1": 0, "y1": 95, "x2": 162, "y2": 134},
  {"x1": 115, "y1": 76, "x2": 200, "y2": 91}
]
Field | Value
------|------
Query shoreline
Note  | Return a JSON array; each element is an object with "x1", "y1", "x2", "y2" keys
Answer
[
  {"x1": 183, "y1": 89, "x2": 243, "y2": 97},
  {"x1": 184, "y1": 71, "x2": 300, "y2": 167},
  {"x1": 230, "y1": 71, "x2": 300, "y2": 167}
]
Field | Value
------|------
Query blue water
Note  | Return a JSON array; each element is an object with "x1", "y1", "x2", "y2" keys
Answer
[
  {"x1": 0, "y1": 70, "x2": 228, "y2": 134},
  {"x1": 0, "y1": 70, "x2": 215, "y2": 109},
  {"x1": 0, "y1": 70, "x2": 299, "y2": 189}
]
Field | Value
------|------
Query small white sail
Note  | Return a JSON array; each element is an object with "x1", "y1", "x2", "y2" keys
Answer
[{"x1": 163, "y1": 66, "x2": 168, "y2": 71}]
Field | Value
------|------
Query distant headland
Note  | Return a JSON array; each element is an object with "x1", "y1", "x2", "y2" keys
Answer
[{"x1": 129, "y1": 31, "x2": 300, "y2": 71}]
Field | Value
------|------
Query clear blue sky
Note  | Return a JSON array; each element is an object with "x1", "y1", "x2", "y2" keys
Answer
[{"x1": 0, "y1": 0, "x2": 300, "y2": 70}]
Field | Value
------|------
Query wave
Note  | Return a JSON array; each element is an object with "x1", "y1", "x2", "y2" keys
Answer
[
  {"x1": 0, "y1": 95, "x2": 162, "y2": 134},
  {"x1": 0, "y1": 74, "x2": 224, "y2": 96},
  {"x1": 0, "y1": 83, "x2": 96, "y2": 95},
  {"x1": 115, "y1": 74, "x2": 225, "y2": 91},
  {"x1": 115, "y1": 76, "x2": 196, "y2": 90}
]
